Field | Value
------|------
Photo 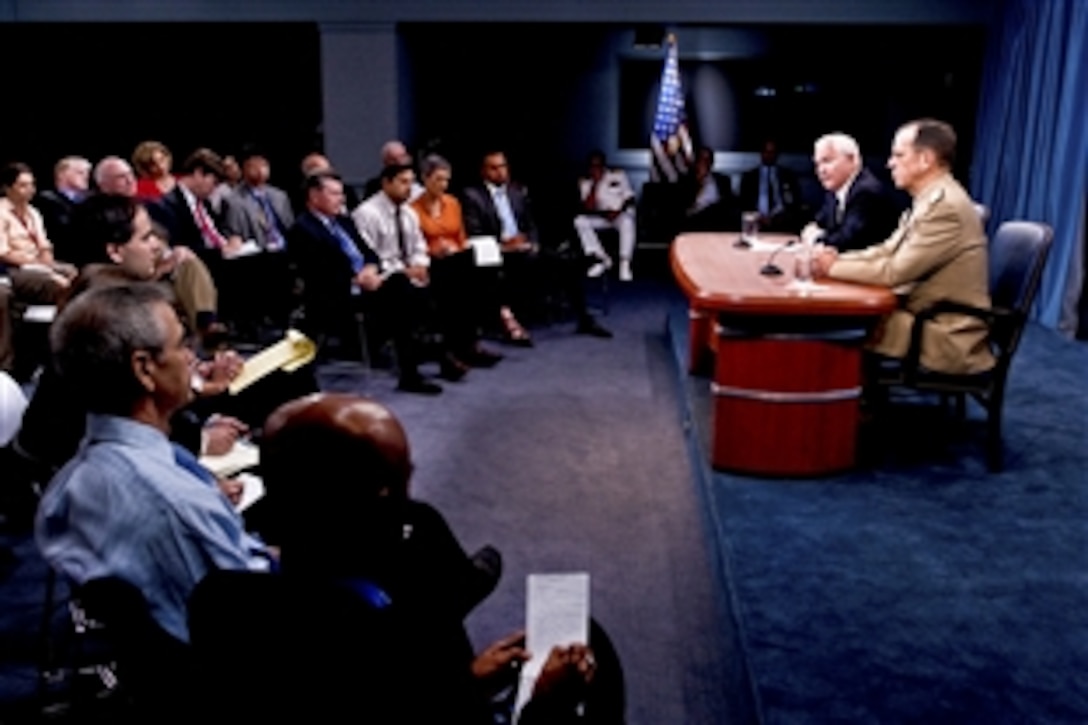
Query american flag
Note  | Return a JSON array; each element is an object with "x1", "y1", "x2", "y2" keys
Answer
[{"x1": 650, "y1": 34, "x2": 692, "y2": 183}]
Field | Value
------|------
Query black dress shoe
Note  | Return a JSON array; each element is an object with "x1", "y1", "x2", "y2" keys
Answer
[
  {"x1": 575, "y1": 316, "x2": 613, "y2": 339},
  {"x1": 396, "y1": 376, "x2": 443, "y2": 395},
  {"x1": 462, "y1": 345, "x2": 504, "y2": 368},
  {"x1": 439, "y1": 354, "x2": 470, "y2": 382}
]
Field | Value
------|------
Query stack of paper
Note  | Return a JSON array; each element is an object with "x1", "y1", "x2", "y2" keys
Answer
[
  {"x1": 228, "y1": 329, "x2": 316, "y2": 395},
  {"x1": 199, "y1": 439, "x2": 260, "y2": 478}
]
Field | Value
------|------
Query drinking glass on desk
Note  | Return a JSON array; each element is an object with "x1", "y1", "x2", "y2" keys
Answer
[{"x1": 739, "y1": 211, "x2": 760, "y2": 248}]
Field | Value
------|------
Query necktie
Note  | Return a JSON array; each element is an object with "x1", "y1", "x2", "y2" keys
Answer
[
  {"x1": 253, "y1": 190, "x2": 285, "y2": 250},
  {"x1": 394, "y1": 204, "x2": 410, "y2": 263},
  {"x1": 585, "y1": 179, "x2": 599, "y2": 211},
  {"x1": 493, "y1": 187, "x2": 519, "y2": 240},
  {"x1": 193, "y1": 199, "x2": 228, "y2": 249},
  {"x1": 172, "y1": 442, "x2": 217, "y2": 486},
  {"x1": 835, "y1": 198, "x2": 845, "y2": 225},
  {"x1": 758, "y1": 167, "x2": 770, "y2": 216},
  {"x1": 328, "y1": 218, "x2": 366, "y2": 274}
]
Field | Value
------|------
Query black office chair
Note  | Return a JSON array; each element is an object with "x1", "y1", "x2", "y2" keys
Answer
[{"x1": 876, "y1": 220, "x2": 1054, "y2": 471}]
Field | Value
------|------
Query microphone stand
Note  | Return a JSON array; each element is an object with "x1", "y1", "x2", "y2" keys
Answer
[{"x1": 759, "y1": 239, "x2": 798, "y2": 276}]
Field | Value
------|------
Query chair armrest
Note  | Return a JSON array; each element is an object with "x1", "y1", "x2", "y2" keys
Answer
[{"x1": 902, "y1": 300, "x2": 1019, "y2": 377}]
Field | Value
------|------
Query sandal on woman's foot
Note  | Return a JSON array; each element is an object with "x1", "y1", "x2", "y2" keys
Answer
[{"x1": 501, "y1": 310, "x2": 534, "y2": 348}]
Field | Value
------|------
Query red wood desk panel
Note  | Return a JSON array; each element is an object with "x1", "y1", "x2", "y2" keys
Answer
[{"x1": 671, "y1": 233, "x2": 897, "y2": 476}]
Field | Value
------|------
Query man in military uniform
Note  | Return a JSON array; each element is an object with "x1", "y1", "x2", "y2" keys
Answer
[
  {"x1": 573, "y1": 150, "x2": 637, "y2": 281},
  {"x1": 811, "y1": 119, "x2": 994, "y2": 375}
]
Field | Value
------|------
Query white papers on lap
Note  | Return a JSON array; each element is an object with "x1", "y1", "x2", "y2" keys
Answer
[
  {"x1": 223, "y1": 240, "x2": 263, "y2": 259},
  {"x1": 513, "y1": 572, "x2": 590, "y2": 721},
  {"x1": 468, "y1": 236, "x2": 503, "y2": 267},
  {"x1": 22, "y1": 305, "x2": 57, "y2": 323},
  {"x1": 232, "y1": 472, "x2": 265, "y2": 513},
  {"x1": 200, "y1": 439, "x2": 260, "y2": 478}
]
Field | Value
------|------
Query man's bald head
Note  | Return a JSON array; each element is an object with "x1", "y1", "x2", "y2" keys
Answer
[
  {"x1": 380, "y1": 140, "x2": 411, "y2": 167},
  {"x1": 94, "y1": 156, "x2": 137, "y2": 197},
  {"x1": 263, "y1": 393, "x2": 412, "y2": 500}
]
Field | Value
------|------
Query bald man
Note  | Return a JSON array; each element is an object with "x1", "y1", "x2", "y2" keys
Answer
[{"x1": 257, "y1": 393, "x2": 603, "y2": 723}]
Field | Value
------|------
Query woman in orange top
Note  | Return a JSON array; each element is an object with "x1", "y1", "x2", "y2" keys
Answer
[
  {"x1": 411, "y1": 155, "x2": 532, "y2": 347},
  {"x1": 132, "y1": 140, "x2": 177, "y2": 201}
]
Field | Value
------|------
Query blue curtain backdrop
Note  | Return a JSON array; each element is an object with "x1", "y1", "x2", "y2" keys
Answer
[{"x1": 970, "y1": 0, "x2": 1088, "y2": 329}]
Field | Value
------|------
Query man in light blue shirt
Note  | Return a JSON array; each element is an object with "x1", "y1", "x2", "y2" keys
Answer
[{"x1": 36, "y1": 283, "x2": 269, "y2": 642}]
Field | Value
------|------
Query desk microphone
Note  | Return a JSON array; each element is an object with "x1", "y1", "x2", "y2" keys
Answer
[{"x1": 759, "y1": 239, "x2": 798, "y2": 276}]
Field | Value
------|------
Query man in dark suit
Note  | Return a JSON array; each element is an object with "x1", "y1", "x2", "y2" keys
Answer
[
  {"x1": 803, "y1": 133, "x2": 899, "y2": 251},
  {"x1": 739, "y1": 139, "x2": 803, "y2": 234},
  {"x1": 461, "y1": 150, "x2": 611, "y2": 339},
  {"x1": 288, "y1": 171, "x2": 442, "y2": 394},
  {"x1": 683, "y1": 145, "x2": 739, "y2": 232},
  {"x1": 34, "y1": 156, "x2": 92, "y2": 266}
]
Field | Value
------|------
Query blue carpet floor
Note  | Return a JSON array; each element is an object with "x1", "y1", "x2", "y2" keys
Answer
[{"x1": 667, "y1": 306, "x2": 1088, "y2": 724}]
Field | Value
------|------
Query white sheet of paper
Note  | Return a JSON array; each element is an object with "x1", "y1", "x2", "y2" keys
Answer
[
  {"x1": 748, "y1": 239, "x2": 799, "y2": 253},
  {"x1": 223, "y1": 240, "x2": 263, "y2": 259},
  {"x1": 22, "y1": 305, "x2": 57, "y2": 323},
  {"x1": 513, "y1": 572, "x2": 590, "y2": 721},
  {"x1": 233, "y1": 472, "x2": 265, "y2": 513},
  {"x1": 200, "y1": 439, "x2": 260, "y2": 478},
  {"x1": 468, "y1": 236, "x2": 503, "y2": 267}
]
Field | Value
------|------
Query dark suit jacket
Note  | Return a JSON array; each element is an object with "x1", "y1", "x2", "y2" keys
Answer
[
  {"x1": 683, "y1": 172, "x2": 740, "y2": 232},
  {"x1": 460, "y1": 183, "x2": 539, "y2": 247},
  {"x1": 812, "y1": 168, "x2": 899, "y2": 252},
  {"x1": 34, "y1": 190, "x2": 82, "y2": 266},
  {"x1": 287, "y1": 210, "x2": 380, "y2": 337},
  {"x1": 739, "y1": 163, "x2": 802, "y2": 232},
  {"x1": 147, "y1": 188, "x2": 227, "y2": 266}
]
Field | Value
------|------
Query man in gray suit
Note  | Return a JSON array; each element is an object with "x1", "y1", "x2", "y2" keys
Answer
[{"x1": 222, "y1": 148, "x2": 296, "y2": 330}]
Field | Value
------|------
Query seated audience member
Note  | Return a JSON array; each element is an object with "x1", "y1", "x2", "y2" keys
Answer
[
  {"x1": 223, "y1": 392, "x2": 618, "y2": 724},
  {"x1": 87, "y1": 157, "x2": 222, "y2": 343},
  {"x1": 739, "y1": 139, "x2": 803, "y2": 233},
  {"x1": 410, "y1": 154, "x2": 505, "y2": 365},
  {"x1": 574, "y1": 150, "x2": 637, "y2": 282},
  {"x1": 131, "y1": 140, "x2": 177, "y2": 202},
  {"x1": 208, "y1": 154, "x2": 241, "y2": 215},
  {"x1": 683, "y1": 145, "x2": 739, "y2": 232},
  {"x1": 288, "y1": 171, "x2": 442, "y2": 394},
  {"x1": 352, "y1": 163, "x2": 477, "y2": 382},
  {"x1": 811, "y1": 119, "x2": 994, "y2": 375},
  {"x1": 295, "y1": 152, "x2": 361, "y2": 214},
  {"x1": 0, "y1": 162, "x2": 76, "y2": 373},
  {"x1": 362, "y1": 139, "x2": 425, "y2": 202},
  {"x1": 802, "y1": 132, "x2": 898, "y2": 251},
  {"x1": 461, "y1": 150, "x2": 612, "y2": 339},
  {"x1": 34, "y1": 155, "x2": 92, "y2": 264},
  {"x1": 220, "y1": 147, "x2": 295, "y2": 329},
  {"x1": 36, "y1": 283, "x2": 272, "y2": 643}
]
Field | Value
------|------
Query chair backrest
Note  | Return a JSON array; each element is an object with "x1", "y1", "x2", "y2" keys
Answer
[{"x1": 987, "y1": 220, "x2": 1053, "y2": 356}]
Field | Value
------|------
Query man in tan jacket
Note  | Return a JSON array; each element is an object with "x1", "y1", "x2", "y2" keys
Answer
[{"x1": 811, "y1": 119, "x2": 994, "y2": 375}]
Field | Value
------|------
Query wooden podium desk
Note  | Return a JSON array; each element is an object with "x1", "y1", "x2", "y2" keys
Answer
[{"x1": 670, "y1": 232, "x2": 897, "y2": 476}]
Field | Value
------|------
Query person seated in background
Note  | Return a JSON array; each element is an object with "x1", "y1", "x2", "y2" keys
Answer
[
  {"x1": 221, "y1": 392, "x2": 617, "y2": 724},
  {"x1": 131, "y1": 140, "x2": 177, "y2": 202},
  {"x1": 288, "y1": 170, "x2": 442, "y2": 394},
  {"x1": 802, "y1": 132, "x2": 898, "y2": 252},
  {"x1": 86, "y1": 156, "x2": 223, "y2": 345},
  {"x1": 683, "y1": 145, "x2": 739, "y2": 232},
  {"x1": 34, "y1": 155, "x2": 92, "y2": 264},
  {"x1": 739, "y1": 139, "x2": 803, "y2": 234},
  {"x1": 0, "y1": 162, "x2": 77, "y2": 375},
  {"x1": 410, "y1": 154, "x2": 506, "y2": 366},
  {"x1": 295, "y1": 152, "x2": 360, "y2": 214},
  {"x1": 811, "y1": 119, "x2": 994, "y2": 376},
  {"x1": 462, "y1": 150, "x2": 611, "y2": 339},
  {"x1": 352, "y1": 162, "x2": 478, "y2": 383},
  {"x1": 574, "y1": 150, "x2": 637, "y2": 282},
  {"x1": 208, "y1": 154, "x2": 242, "y2": 214},
  {"x1": 36, "y1": 283, "x2": 273, "y2": 644},
  {"x1": 363, "y1": 139, "x2": 425, "y2": 202}
]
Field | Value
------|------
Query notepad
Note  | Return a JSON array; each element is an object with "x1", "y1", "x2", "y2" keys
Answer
[
  {"x1": 513, "y1": 572, "x2": 590, "y2": 721},
  {"x1": 232, "y1": 472, "x2": 265, "y2": 513},
  {"x1": 468, "y1": 236, "x2": 503, "y2": 267},
  {"x1": 223, "y1": 240, "x2": 263, "y2": 259},
  {"x1": 200, "y1": 439, "x2": 260, "y2": 478},
  {"x1": 228, "y1": 329, "x2": 316, "y2": 395}
]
